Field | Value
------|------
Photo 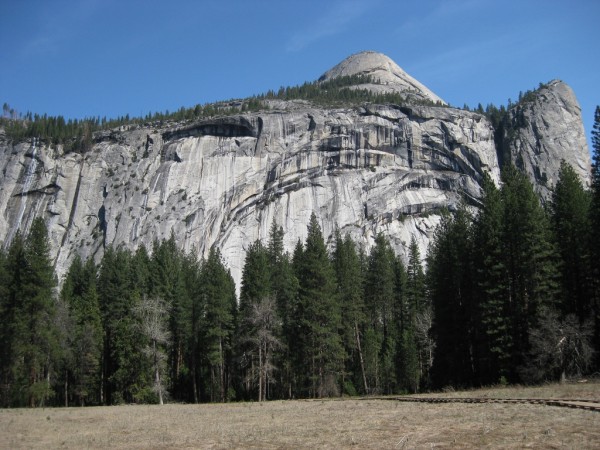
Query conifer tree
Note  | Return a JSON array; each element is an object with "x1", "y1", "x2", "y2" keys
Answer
[
  {"x1": 130, "y1": 245, "x2": 152, "y2": 296},
  {"x1": 148, "y1": 238, "x2": 190, "y2": 400},
  {"x1": 363, "y1": 233, "x2": 397, "y2": 393},
  {"x1": 428, "y1": 209, "x2": 475, "y2": 389},
  {"x1": 201, "y1": 247, "x2": 237, "y2": 402},
  {"x1": 0, "y1": 246, "x2": 10, "y2": 406},
  {"x1": 267, "y1": 221, "x2": 285, "y2": 265},
  {"x1": 180, "y1": 251, "x2": 203, "y2": 403},
  {"x1": 295, "y1": 213, "x2": 344, "y2": 397},
  {"x1": 237, "y1": 239, "x2": 272, "y2": 399},
  {"x1": 0, "y1": 232, "x2": 27, "y2": 406},
  {"x1": 267, "y1": 221, "x2": 298, "y2": 398},
  {"x1": 405, "y1": 236, "x2": 428, "y2": 386},
  {"x1": 239, "y1": 240, "x2": 271, "y2": 309},
  {"x1": 395, "y1": 255, "x2": 421, "y2": 393},
  {"x1": 3, "y1": 219, "x2": 59, "y2": 406},
  {"x1": 471, "y1": 173, "x2": 511, "y2": 384},
  {"x1": 60, "y1": 255, "x2": 102, "y2": 406},
  {"x1": 397, "y1": 323, "x2": 420, "y2": 393},
  {"x1": 98, "y1": 247, "x2": 147, "y2": 404},
  {"x1": 406, "y1": 237, "x2": 426, "y2": 317},
  {"x1": 551, "y1": 161, "x2": 592, "y2": 322},
  {"x1": 0, "y1": 238, "x2": 17, "y2": 405},
  {"x1": 501, "y1": 165, "x2": 559, "y2": 380},
  {"x1": 332, "y1": 230, "x2": 367, "y2": 395}
]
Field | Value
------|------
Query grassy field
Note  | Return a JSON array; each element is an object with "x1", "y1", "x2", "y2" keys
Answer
[{"x1": 1, "y1": 382, "x2": 599, "y2": 449}]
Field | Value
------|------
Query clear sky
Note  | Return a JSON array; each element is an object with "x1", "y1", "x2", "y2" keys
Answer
[{"x1": 1, "y1": 0, "x2": 598, "y2": 150}]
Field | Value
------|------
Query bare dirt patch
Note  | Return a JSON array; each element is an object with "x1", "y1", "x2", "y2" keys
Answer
[{"x1": 1, "y1": 382, "x2": 599, "y2": 449}]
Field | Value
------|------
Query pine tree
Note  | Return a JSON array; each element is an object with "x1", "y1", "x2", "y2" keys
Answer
[
  {"x1": 201, "y1": 247, "x2": 237, "y2": 402},
  {"x1": 0, "y1": 232, "x2": 26, "y2": 406},
  {"x1": 180, "y1": 250, "x2": 203, "y2": 403},
  {"x1": 130, "y1": 245, "x2": 152, "y2": 296},
  {"x1": 501, "y1": 165, "x2": 559, "y2": 380},
  {"x1": 240, "y1": 240, "x2": 271, "y2": 309},
  {"x1": 295, "y1": 213, "x2": 344, "y2": 397},
  {"x1": 332, "y1": 230, "x2": 367, "y2": 395},
  {"x1": 149, "y1": 236, "x2": 179, "y2": 302},
  {"x1": 237, "y1": 239, "x2": 272, "y2": 399},
  {"x1": 7, "y1": 219, "x2": 59, "y2": 406},
  {"x1": 551, "y1": 161, "x2": 592, "y2": 322},
  {"x1": 148, "y1": 238, "x2": 190, "y2": 401},
  {"x1": 267, "y1": 220, "x2": 285, "y2": 266},
  {"x1": 267, "y1": 221, "x2": 297, "y2": 338},
  {"x1": 60, "y1": 255, "x2": 102, "y2": 406},
  {"x1": 363, "y1": 233, "x2": 397, "y2": 393},
  {"x1": 428, "y1": 208, "x2": 475, "y2": 389},
  {"x1": 395, "y1": 255, "x2": 421, "y2": 393},
  {"x1": 406, "y1": 237, "x2": 426, "y2": 317},
  {"x1": 471, "y1": 173, "x2": 511, "y2": 384},
  {"x1": 397, "y1": 324, "x2": 420, "y2": 393},
  {"x1": 405, "y1": 236, "x2": 428, "y2": 387},
  {"x1": 267, "y1": 221, "x2": 298, "y2": 399},
  {"x1": 98, "y1": 247, "x2": 147, "y2": 404}
]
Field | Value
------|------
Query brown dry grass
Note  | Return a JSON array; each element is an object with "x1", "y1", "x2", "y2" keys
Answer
[
  {"x1": 1, "y1": 382, "x2": 599, "y2": 449},
  {"x1": 418, "y1": 380, "x2": 600, "y2": 401}
]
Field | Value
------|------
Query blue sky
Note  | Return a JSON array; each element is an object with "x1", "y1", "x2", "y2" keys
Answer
[{"x1": 1, "y1": 0, "x2": 598, "y2": 150}]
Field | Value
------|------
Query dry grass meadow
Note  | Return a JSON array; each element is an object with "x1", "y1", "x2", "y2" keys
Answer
[{"x1": 1, "y1": 382, "x2": 599, "y2": 449}]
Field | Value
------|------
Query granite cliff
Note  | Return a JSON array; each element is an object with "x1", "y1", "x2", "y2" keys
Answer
[
  {"x1": 503, "y1": 79, "x2": 591, "y2": 198},
  {"x1": 0, "y1": 52, "x2": 591, "y2": 292}
]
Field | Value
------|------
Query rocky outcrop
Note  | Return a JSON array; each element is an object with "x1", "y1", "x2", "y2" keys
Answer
[
  {"x1": 320, "y1": 51, "x2": 446, "y2": 105},
  {"x1": 0, "y1": 53, "x2": 591, "y2": 294},
  {"x1": 505, "y1": 80, "x2": 591, "y2": 198}
]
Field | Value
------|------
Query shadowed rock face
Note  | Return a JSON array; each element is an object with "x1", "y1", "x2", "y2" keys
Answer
[{"x1": 0, "y1": 53, "x2": 590, "y2": 293}]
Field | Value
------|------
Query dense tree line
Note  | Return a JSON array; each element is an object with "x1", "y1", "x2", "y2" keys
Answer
[
  {"x1": 0, "y1": 214, "x2": 432, "y2": 406},
  {"x1": 258, "y1": 74, "x2": 442, "y2": 108},
  {"x1": 1, "y1": 109, "x2": 599, "y2": 407},
  {"x1": 1, "y1": 103, "x2": 261, "y2": 154}
]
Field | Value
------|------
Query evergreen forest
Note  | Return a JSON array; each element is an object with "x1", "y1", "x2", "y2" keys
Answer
[{"x1": 1, "y1": 107, "x2": 599, "y2": 407}]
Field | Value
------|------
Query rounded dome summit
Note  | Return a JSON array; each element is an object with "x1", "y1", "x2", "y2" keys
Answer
[{"x1": 319, "y1": 51, "x2": 445, "y2": 105}]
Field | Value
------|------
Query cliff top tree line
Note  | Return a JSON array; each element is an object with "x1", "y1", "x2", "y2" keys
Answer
[{"x1": 1, "y1": 76, "x2": 543, "y2": 155}]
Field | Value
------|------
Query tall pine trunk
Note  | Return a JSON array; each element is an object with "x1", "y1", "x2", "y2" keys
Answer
[
  {"x1": 258, "y1": 345, "x2": 263, "y2": 402},
  {"x1": 355, "y1": 322, "x2": 368, "y2": 394}
]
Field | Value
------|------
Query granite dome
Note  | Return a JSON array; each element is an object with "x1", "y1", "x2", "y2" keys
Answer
[{"x1": 320, "y1": 51, "x2": 445, "y2": 105}]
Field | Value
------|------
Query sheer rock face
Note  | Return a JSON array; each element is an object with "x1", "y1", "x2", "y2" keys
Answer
[
  {"x1": 0, "y1": 104, "x2": 498, "y2": 291},
  {"x1": 0, "y1": 53, "x2": 590, "y2": 293},
  {"x1": 506, "y1": 80, "x2": 591, "y2": 198}
]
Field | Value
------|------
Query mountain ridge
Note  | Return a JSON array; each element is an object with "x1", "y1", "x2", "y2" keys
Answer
[{"x1": 0, "y1": 52, "x2": 591, "y2": 293}]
